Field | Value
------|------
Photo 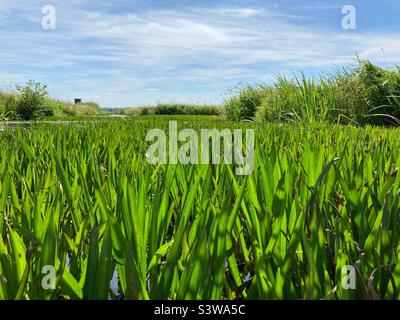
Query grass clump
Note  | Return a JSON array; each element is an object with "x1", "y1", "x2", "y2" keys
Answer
[
  {"x1": 226, "y1": 60, "x2": 400, "y2": 126},
  {"x1": 225, "y1": 86, "x2": 263, "y2": 121},
  {"x1": 0, "y1": 92, "x2": 20, "y2": 120},
  {"x1": 348, "y1": 61, "x2": 400, "y2": 125},
  {"x1": 256, "y1": 75, "x2": 339, "y2": 124}
]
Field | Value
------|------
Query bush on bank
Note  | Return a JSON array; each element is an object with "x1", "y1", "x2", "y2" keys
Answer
[{"x1": 0, "y1": 81, "x2": 102, "y2": 120}]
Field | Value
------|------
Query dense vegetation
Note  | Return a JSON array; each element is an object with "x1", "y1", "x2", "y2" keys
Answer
[
  {"x1": 1, "y1": 83, "x2": 221, "y2": 120},
  {"x1": 1, "y1": 118, "x2": 400, "y2": 300},
  {"x1": 0, "y1": 81, "x2": 102, "y2": 120},
  {"x1": 117, "y1": 104, "x2": 223, "y2": 117},
  {"x1": 3, "y1": 61, "x2": 400, "y2": 125},
  {"x1": 226, "y1": 60, "x2": 400, "y2": 126}
]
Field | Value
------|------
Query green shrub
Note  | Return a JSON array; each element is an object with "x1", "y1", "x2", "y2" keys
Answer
[
  {"x1": 36, "y1": 103, "x2": 55, "y2": 118},
  {"x1": 1, "y1": 84, "x2": 103, "y2": 119},
  {"x1": 16, "y1": 80, "x2": 48, "y2": 120}
]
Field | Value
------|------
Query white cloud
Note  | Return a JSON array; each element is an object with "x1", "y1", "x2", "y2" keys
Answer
[{"x1": 51, "y1": 5, "x2": 400, "y2": 68}]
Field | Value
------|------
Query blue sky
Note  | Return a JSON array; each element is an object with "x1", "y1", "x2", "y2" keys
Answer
[{"x1": 0, "y1": 0, "x2": 400, "y2": 108}]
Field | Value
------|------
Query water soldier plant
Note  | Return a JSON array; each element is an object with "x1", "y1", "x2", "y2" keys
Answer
[{"x1": 0, "y1": 118, "x2": 400, "y2": 300}]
